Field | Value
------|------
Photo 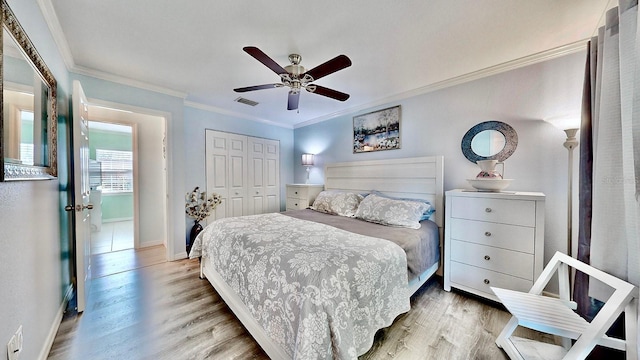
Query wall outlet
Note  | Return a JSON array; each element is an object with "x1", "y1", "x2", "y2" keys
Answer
[{"x1": 7, "y1": 325, "x2": 22, "y2": 360}]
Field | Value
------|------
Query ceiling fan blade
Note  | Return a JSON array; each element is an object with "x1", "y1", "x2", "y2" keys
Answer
[
  {"x1": 307, "y1": 85, "x2": 350, "y2": 101},
  {"x1": 304, "y1": 55, "x2": 352, "y2": 81},
  {"x1": 243, "y1": 46, "x2": 287, "y2": 75},
  {"x1": 234, "y1": 84, "x2": 281, "y2": 92},
  {"x1": 287, "y1": 91, "x2": 300, "y2": 110}
]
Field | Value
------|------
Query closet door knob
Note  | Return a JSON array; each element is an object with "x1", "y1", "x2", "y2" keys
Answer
[
  {"x1": 485, "y1": 207, "x2": 492, "y2": 213},
  {"x1": 483, "y1": 279, "x2": 490, "y2": 285},
  {"x1": 484, "y1": 255, "x2": 491, "y2": 261},
  {"x1": 484, "y1": 231, "x2": 492, "y2": 237}
]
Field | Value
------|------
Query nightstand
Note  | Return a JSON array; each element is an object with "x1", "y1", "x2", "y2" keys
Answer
[
  {"x1": 444, "y1": 189, "x2": 545, "y2": 302},
  {"x1": 286, "y1": 184, "x2": 324, "y2": 211}
]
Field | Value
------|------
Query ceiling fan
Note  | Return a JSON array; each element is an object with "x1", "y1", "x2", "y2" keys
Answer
[{"x1": 234, "y1": 46, "x2": 352, "y2": 111}]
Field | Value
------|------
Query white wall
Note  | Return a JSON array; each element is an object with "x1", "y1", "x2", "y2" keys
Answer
[
  {"x1": 294, "y1": 51, "x2": 586, "y2": 292},
  {"x1": 89, "y1": 107, "x2": 167, "y2": 248},
  {"x1": 0, "y1": 1, "x2": 71, "y2": 359}
]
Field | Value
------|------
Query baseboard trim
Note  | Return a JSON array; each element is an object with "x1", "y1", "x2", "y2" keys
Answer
[
  {"x1": 38, "y1": 284, "x2": 73, "y2": 360},
  {"x1": 139, "y1": 240, "x2": 165, "y2": 248},
  {"x1": 172, "y1": 251, "x2": 188, "y2": 261},
  {"x1": 102, "y1": 217, "x2": 134, "y2": 223}
]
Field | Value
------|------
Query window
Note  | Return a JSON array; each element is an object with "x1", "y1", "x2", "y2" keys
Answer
[
  {"x1": 20, "y1": 110, "x2": 34, "y2": 165},
  {"x1": 95, "y1": 149, "x2": 133, "y2": 193}
]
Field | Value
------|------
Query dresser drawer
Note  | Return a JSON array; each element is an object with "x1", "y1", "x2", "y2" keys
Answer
[
  {"x1": 450, "y1": 240, "x2": 534, "y2": 280},
  {"x1": 286, "y1": 197, "x2": 308, "y2": 210},
  {"x1": 286, "y1": 186, "x2": 309, "y2": 199},
  {"x1": 450, "y1": 262, "x2": 533, "y2": 296},
  {"x1": 449, "y1": 218, "x2": 535, "y2": 253},
  {"x1": 451, "y1": 197, "x2": 536, "y2": 227}
]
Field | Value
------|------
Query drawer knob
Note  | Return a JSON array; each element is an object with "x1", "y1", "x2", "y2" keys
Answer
[
  {"x1": 485, "y1": 207, "x2": 492, "y2": 213},
  {"x1": 256, "y1": 191, "x2": 259, "y2": 194},
  {"x1": 483, "y1": 279, "x2": 490, "y2": 285},
  {"x1": 484, "y1": 255, "x2": 491, "y2": 261},
  {"x1": 294, "y1": 203, "x2": 298, "y2": 206},
  {"x1": 295, "y1": 191, "x2": 298, "y2": 194},
  {"x1": 484, "y1": 231, "x2": 492, "y2": 237}
]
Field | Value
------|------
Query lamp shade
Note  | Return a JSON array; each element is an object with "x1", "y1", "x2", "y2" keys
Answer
[
  {"x1": 301, "y1": 153, "x2": 314, "y2": 166},
  {"x1": 545, "y1": 115, "x2": 580, "y2": 130}
]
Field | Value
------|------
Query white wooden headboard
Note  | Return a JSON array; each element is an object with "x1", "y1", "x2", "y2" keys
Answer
[{"x1": 324, "y1": 156, "x2": 444, "y2": 229}]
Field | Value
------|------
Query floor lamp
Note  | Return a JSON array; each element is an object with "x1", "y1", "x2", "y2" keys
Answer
[{"x1": 547, "y1": 116, "x2": 580, "y2": 296}]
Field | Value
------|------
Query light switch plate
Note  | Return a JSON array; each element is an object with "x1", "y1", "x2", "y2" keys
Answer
[{"x1": 7, "y1": 325, "x2": 22, "y2": 360}]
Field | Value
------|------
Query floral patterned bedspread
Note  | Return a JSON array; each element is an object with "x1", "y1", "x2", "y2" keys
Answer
[{"x1": 189, "y1": 212, "x2": 411, "y2": 359}]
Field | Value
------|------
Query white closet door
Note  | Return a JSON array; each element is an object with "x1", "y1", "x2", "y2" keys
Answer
[
  {"x1": 227, "y1": 133, "x2": 248, "y2": 217},
  {"x1": 248, "y1": 137, "x2": 280, "y2": 215},
  {"x1": 264, "y1": 138, "x2": 280, "y2": 213},
  {"x1": 205, "y1": 131, "x2": 247, "y2": 221},
  {"x1": 248, "y1": 138, "x2": 266, "y2": 215},
  {"x1": 206, "y1": 130, "x2": 278, "y2": 220}
]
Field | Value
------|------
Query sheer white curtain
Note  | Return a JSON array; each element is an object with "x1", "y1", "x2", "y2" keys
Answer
[{"x1": 586, "y1": 0, "x2": 639, "y2": 344}]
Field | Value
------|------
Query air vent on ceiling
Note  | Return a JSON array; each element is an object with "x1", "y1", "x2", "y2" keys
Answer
[{"x1": 234, "y1": 97, "x2": 259, "y2": 106}]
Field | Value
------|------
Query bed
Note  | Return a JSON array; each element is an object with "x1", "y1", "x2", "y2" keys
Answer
[{"x1": 189, "y1": 156, "x2": 444, "y2": 359}]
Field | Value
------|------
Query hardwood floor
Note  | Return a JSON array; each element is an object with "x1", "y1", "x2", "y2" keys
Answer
[
  {"x1": 92, "y1": 245, "x2": 166, "y2": 278},
  {"x1": 48, "y1": 256, "x2": 558, "y2": 360}
]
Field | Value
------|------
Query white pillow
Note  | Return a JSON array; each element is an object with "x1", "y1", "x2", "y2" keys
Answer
[
  {"x1": 355, "y1": 194, "x2": 430, "y2": 229},
  {"x1": 311, "y1": 191, "x2": 364, "y2": 217}
]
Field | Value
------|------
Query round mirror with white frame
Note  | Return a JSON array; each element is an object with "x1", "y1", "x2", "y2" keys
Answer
[{"x1": 461, "y1": 121, "x2": 517, "y2": 163}]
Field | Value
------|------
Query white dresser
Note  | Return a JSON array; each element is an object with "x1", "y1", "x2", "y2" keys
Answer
[
  {"x1": 285, "y1": 184, "x2": 324, "y2": 211},
  {"x1": 444, "y1": 189, "x2": 545, "y2": 302}
]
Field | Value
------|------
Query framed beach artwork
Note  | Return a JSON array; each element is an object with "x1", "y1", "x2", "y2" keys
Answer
[{"x1": 353, "y1": 105, "x2": 401, "y2": 153}]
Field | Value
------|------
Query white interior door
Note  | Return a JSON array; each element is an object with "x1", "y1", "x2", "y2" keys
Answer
[
  {"x1": 72, "y1": 80, "x2": 92, "y2": 313},
  {"x1": 248, "y1": 138, "x2": 265, "y2": 215}
]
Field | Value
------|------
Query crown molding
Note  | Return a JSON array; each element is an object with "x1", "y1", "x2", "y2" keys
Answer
[
  {"x1": 184, "y1": 101, "x2": 293, "y2": 129},
  {"x1": 37, "y1": 0, "x2": 75, "y2": 70},
  {"x1": 71, "y1": 64, "x2": 188, "y2": 99},
  {"x1": 294, "y1": 39, "x2": 589, "y2": 129}
]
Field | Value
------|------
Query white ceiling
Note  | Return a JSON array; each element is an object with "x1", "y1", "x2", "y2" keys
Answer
[{"x1": 45, "y1": 0, "x2": 611, "y2": 128}]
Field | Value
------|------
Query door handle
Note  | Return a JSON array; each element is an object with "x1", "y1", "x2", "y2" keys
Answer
[{"x1": 65, "y1": 204, "x2": 94, "y2": 212}]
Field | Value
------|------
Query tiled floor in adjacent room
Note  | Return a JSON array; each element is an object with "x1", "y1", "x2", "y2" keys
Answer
[{"x1": 91, "y1": 220, "x2": 134, "y2": 254}]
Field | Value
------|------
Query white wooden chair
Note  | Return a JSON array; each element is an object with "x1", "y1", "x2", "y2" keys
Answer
[{"x1": 492, "y1": 251, "x2": 638, "y2": 360}]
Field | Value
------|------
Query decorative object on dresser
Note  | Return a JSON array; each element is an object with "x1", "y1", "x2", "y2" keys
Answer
[
  {"x1": 444, "y1": 189, "x2": 545, "y2": 303},
  {"x1": 285, "y1": 184, "x2": 324, "y2": 211},
  {"x1": 301, "y1": 153, "x2": 314, "y2": 184},
  {"x1": 461, "y1": 121, "x2": 517, "y2": 192},
  {"x1": 467, "y1": 159, "x2": 513, "y2": 192},
  {"x1": 353, "y1": 105, "x2": 401, "y2": 153},
  {"x1": 185, "y1": 186, "x2": 222, "y2": 254}
]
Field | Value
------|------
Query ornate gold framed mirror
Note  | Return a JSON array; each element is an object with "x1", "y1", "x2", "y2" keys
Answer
[{"x1": 1, "y1": 0, "x2": 57, "y2": 181}]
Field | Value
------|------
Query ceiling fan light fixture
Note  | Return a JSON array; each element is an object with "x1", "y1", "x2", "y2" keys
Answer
[{"x1": 234, "y1": 47, "x2": 351, "y2": 110}]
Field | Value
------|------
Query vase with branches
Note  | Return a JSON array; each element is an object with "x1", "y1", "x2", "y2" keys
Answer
[{"x1": 185, "y1": 186, "x2": 222, "y2": 254}]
